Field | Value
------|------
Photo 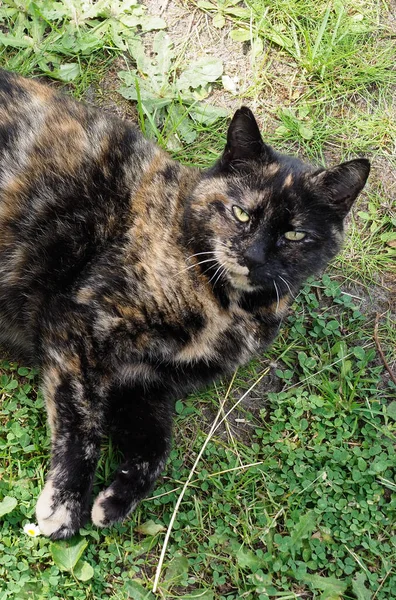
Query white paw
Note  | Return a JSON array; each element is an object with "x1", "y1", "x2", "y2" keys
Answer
[
  {"x1": 36, "y1": 480, "x2": 74, "y2": 538},
  {"x1": 91, "y1": 488, "x2": 113, "y2": 527}
]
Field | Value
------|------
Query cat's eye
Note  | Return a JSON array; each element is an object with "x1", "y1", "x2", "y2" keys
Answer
[
  {"x1": 284, "y1": 231, "x2": 306, "y2": 241},
  {"x1": 232, "y1": 205, "x2": 250, "y2": 223}
]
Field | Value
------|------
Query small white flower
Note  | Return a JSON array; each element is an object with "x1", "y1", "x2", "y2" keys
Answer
[{"x1": 23, "y1": 523, "x2": 41, "y2": 537}]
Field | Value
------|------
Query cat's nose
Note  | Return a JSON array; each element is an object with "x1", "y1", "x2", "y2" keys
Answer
[{"x1": 244, "y1": 243, "x2": 265, "y2": 269}]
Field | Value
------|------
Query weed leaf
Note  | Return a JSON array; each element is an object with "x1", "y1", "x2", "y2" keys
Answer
[
  {"x1": 298, "y1": 573, "x2": 347, "y2": 598},
  {"x1": 177, "y1": 58, "x2": 223, "y2": 92},
  {"x1": 153, "y1": 32, "x2": 175, "y2": 77},
  {"x1": 230, "y1": 29, "x2": 251, "y2": 42},
  {"x1": 387, "y1": 401, "x2": 396, "y2": 420},
  {"x1": 0, "y1": 32, "x2": 33, "y2": 49},
  {"x1": 50, "y1": 537, "x2": 88, "y2": 572},
  {"x1": 135, "y1": 519, "x2": 166, "y2": 536},
  {"x1": 56, "y1": 63, "x2": 81, "y2": 82},
  {"x1": 235, "y1": 545, "x2": 263, "y2": 572},
  {"x1": 0, "y1": 496, "x2": 18, "y2": 517},
  {"x1": 125, "y1": 580, "x2": 155, "y2": 599},
  {"x1": 212, "y1": 13, "x2": 226, "y2": 29},
  {"x1": 179, "y1": 592, "x2": 214, "y2": 599},
  {"x1": 73, "y1": 559, "x2": 94, "y2": 581},
  {"x1": 289, "y1": 510, "x2": 316, "y2": 557},
  {"x1": 298, "y1": 124, "x2": 314, "y2": 140},
  {"x1": 351, "y1": 573, "x2": 371, "y2": 600},
  {"x1": 164, "y1": 553, "x2": 189, "y2": 587},
  {"x1": 189, "y1": 104, "x2": 228, "y2": 125},
  {"x1": 139, "y1": 15, "x2": 167, "y2": 32}
]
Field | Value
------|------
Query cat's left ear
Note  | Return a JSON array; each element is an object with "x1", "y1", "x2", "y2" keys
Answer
[
  {"x1": 221, "y1": 107, "x2": 271, "y2": 166},
  {"x1": 311, "y1": 158, "x2": 370, "y2": 217}
]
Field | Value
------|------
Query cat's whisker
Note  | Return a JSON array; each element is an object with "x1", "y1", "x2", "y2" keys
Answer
[
  {"x1": 209, "y1": 263, "x2": 228, "y2": 287},
  {"x1": 186, "y1": 251, "x2": 217, "y2": 262},
  {"x1": 173, "y1": 258, "x2": 218, "y2": 278},
  {"x1": 273, "y1": 280, "x2": 280, "y2": 313},
  {"x1": 212, "y1": 265, "x2": 228, "y2": 289},
  {"x1": 215, "y1": 242, "x2": 232, "y2": 253},
  {"x1": 278, "y1": 275, "x2": 295, "y2": 300},
  {"x1": 208, "y1": 265, "x2": 223, "y2": 284}
]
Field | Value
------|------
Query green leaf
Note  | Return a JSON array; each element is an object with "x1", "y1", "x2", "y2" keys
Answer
[
  {"x1": 275, "y1": 125, "x2": 290, "y2": 137},
  {"x1": 197, "y1": 1, "x2": 216, "y2": 9},
  {"x1": 264, "y1": 29, "x2": 294, "y2": 52},
  {"x1": 226, "y1": 7, "x2": 250, "y2": 18},
  {"x1": 0, "y1": 32, "x2": 33, "y2": 48},
  {"x1": 235, "y1": 545, "x2": 262, "y2": 572},
  {"x1": 189, "y1": 104, "x2": 228, "y2": 125},
  {"x1": 11, "y1": 581, "x2": 47, "y2": 599},
  {"x1": 119, "y1": 85, "x2": 172, "y2": 111},
  {"x1": 352, "y1": 573, "x2": 371, "y2": 600},
  {"x1": 56, "y1": 63, "x2": 81, "y2": 82},
  {"x1": 127, "y1": 39, "x2": 155, "y2": 76},
  {"x1": 124, "y1": 536, "x2": 158, "y2": 559},
  {"x1": 127, "y1": 34, "x2": 173, "y2": 93},
  {"x1": 135, "y1": 519, "x2": 165, "y2": 536},
  {"x1": 177, "y1": 58, "x2": 223, "y2": 92},
  {"x1": 179, "y1": 591, "x2": 214, "y2": 599},
  {"x1": 73, "y1": 559, "x2": 94, "y2": 581},
  {"x1": 167, "y1": 104, "x2": 197, "y2": 144},
  {"x1": 212, "y1": 13, "x2": 226, "y2": 29},
  {"x1": 387, "y1": 401, "x2": 396, "y2": 420},
  {"x1": 230, "y1": 28, "x2": 251, "y2": 42},
  {"x1": 125, "y1": 580, "x2": 155, "y2": 599},
  {"x1": 153, "y1": 32, "x2": 175, "y2": 78},
  {"x1": 36, "y1": 1, "x2": 70, "y2": 20},
  {"x1": 164, "y1": 553, "x2": 189, "y2": 586},
  {"x1": 139, "y1": 15, "x2": 167, "y2": 32},
  {"x1": 50, "y1": 537, "x2": 88, "y2": 572},
  {"x1": 299, "y1": 573, "x2": 347, "y2": 597},
  {"x1": 0, "y1": 496, "x2": 18, "y2": 518},
  {"x1": 298, "y1": 124, "x2": 314, "y2": 140},
  {"x1": 353, "y1": 346, "x2": 366, "y2": 360},
  {"x1": 380, "y1": 231, "x2": 396, "y2": 242}
]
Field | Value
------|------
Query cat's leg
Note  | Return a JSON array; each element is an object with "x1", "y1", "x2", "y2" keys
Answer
[
  {"x1": 36, "y1": 360, "x2": 105, "y2": 539},
  {"x1": 91, "y1": 384, "x2": 172, "y2": 528}
]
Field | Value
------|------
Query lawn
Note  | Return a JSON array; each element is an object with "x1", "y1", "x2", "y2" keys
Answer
[{"x1": 0, "y1": 1, "x2": 395, "y2": 599}]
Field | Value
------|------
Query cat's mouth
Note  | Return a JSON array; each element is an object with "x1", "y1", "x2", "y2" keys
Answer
[{"x1": 214, "y1": 247, "x2": 285, "y2": 294}]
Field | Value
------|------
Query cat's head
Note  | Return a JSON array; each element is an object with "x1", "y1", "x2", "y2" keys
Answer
[{"x1": 186, "y1": 107, "x2": 370, "y2": 299}]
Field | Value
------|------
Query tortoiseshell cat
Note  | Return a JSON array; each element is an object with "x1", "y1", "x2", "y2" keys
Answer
[{"x1": 0, "y1": 69, "x2": 370, "y2": 539}]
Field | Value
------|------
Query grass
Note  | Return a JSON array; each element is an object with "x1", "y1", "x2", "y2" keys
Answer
[{"x1": 0, "y1": 1, "x2": 395, "y2": 599}]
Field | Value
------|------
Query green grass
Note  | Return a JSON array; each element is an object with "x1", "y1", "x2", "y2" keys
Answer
[{"x1": 0, "y1": 1, "x2": 395, "y2": 599}]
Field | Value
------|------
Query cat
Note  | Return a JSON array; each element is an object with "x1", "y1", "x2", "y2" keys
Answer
[{"x1": 0, "y1": 69, "x2": 370, "y2": 539}]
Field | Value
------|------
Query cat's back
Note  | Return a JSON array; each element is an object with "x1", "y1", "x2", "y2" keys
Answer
[
  {"x1": 0, "y1": 69, "x2": 158, "y2": 257},
  {"x1": 0, "y1": 70, "x2": 159, "y2": 359},
  {"x1": 0, "y1": 69, "x2": 150, "y2": 188}
]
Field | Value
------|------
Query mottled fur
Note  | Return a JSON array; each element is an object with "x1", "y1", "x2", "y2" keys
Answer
[{"x1": 0, "y1": 70, "x2": 370, "y2": 539}]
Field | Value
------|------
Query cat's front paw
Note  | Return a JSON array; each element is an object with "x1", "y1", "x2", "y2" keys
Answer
[
  {"x1": 36, "y1": 480, "x2": 85, "y2": 539},
  {"x1": 91, "y1": 487, "x2": 137, "y2": 528}
]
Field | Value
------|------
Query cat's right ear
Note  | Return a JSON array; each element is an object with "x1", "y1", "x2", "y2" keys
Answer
[
  {"x1": 220, "y1": 107, "x2": 271, "y2": 168},
  {"x1": 310, "y1": 158, "x2": 370, "y2": 217}
]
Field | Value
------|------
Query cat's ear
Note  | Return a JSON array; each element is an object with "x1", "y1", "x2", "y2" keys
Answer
[
  {"x1": 311, "y1": 158, "x2": 370, "y2": 216},
  {"x1": 221, "y1": 107, "x2": 271, "y2": 166}
]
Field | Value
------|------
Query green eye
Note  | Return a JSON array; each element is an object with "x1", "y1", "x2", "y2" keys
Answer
[
  {"x1": 232, "y1": 205, "x2": 250, "y2": 223},
  {"x1": 284, "y1": 231, "x2": 306, "y2": 241}
]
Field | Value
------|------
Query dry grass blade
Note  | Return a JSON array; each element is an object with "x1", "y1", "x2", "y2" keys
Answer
[{"x1": 152, "y1": 367, "x2": 270, "y2": 592}]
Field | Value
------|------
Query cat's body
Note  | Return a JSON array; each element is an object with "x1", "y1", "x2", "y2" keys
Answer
[{"x1": 0, "y1": 69, "x2": 370, "y2": 539}]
